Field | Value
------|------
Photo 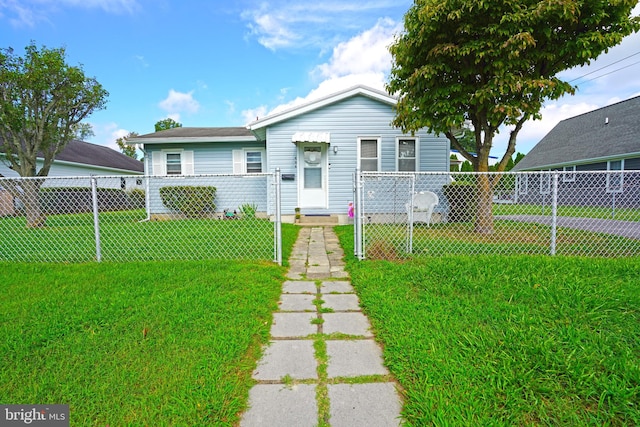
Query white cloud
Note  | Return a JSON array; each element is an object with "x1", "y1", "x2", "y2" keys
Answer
[
  {"x1": 158, "y1": 89, "x2": 200, "y2": 117},
  {"x1": 241, "y1": 0, "x2": 408, "y2": 51},
  {"x1": 88, "y1": 122, "x2": 129, "y2": 151},
  {"x1": 257, "y1": 18, "x2": 399, "y2": 117},
  {"x1": 1, "y1": 0, "x2": 139, "y2": 27},
  {"x1": 242, "y1": 105, "x2": 268, "y2": 125},
  {"x1": 314, "y1": 17, "x2": 400, "y2": 79}
]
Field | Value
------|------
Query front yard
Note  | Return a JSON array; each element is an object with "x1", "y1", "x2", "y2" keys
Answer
[{"x1": 1, "y1": 225, "x2": 638, "y2": 425}]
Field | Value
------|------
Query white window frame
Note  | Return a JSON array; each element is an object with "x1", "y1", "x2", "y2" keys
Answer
[
  {"x1": 396, "y1": 137, "x2": 420, "y2": 172},
  {"x1": 518, "y1": 174, "x2": 529, "y2": 195},
  {"x1": 540, "y1": 171, "x2": 551, "y2": 195},
  {"x1": 606, "y1": 159, "x2": 624, "y2": 193},
  {"x1": 151, "y1": 149, "x2": 194, "y2": 176},
  {"x1": 357, "y1": 137, "x2": 381, "y2": 172},
  {"x1": 233, "y1": 148, "x2": 266, "y2": 174},
  {"x1": 562, "y1": 165, "x2": 576, "y2": 183}
]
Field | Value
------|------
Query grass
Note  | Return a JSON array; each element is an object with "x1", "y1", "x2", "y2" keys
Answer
[
  {"x1": 336, "y1": 225, "x2": 640, "y2": 426},
  {"x1": 0, "y1": 210, "x2": 299, "y2": 264},
  {"x1": 364, "y1": 221, "x2": 640, "y2": 258},
  {"x1": 493, "y1": 203, "x2": 640, "y2": 221},
  {"x1": 0, "y1": 259, "x2": 287, "y2": 426}
]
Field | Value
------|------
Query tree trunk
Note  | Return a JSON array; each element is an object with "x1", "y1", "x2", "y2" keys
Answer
[
  {"x1": 21, "y1": 180, "x2": 46, "y2": 228},
  {"x1": 475, "y1": 173, "x2": 494, "y2": 234},
  {"x1": 474, "y1": 145, "x2": 494, "y2": 235}
]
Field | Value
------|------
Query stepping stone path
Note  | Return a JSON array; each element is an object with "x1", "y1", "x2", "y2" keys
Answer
[{"x1": 240, "y1": 227, "x2": 403, "y2": 427}]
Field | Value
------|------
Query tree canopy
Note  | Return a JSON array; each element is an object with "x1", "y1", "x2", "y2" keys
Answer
[
  {"x1": 116, "y1": 132, "x2": 140, "y2": 160},
  {"x1": 387, "y1": 0, "x2": 640, "y2": 173},
  {"x1": 0, "y1": 42, "x2": 108, "y2": 227},
  {"x1": 0, "y1": 42, "x2": 108, "y2": 178},
  {"x1": 154, "y1": 118, "x2": 182, "y2": 132}
]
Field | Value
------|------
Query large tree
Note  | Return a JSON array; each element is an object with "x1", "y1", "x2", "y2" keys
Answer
[
  {"x1": 154, "y1": 118, "x2": 182, "y2": 132},
  {"x1": 0, "y1": 42, "x2": 108, "y2": 227},
  {"x1": 387, "y1": 0, "x2": 639, "y2": 233}
]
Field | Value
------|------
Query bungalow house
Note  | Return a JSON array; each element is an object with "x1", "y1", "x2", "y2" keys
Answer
[
  {"x1": 130, "y1": 85, "x2": 451, "y2": 223},
  {"x1": 1, "y1": 139, "x2": 144, "y2": 215},
  {"x1": 512, "y1": 95, "x2": 640, "y2": 207}
]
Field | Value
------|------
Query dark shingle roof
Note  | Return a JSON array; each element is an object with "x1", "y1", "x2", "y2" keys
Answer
[
  {"x1": 1, "y1": 139, "x2": 144, "y2": 173},
  {"x1": 136, "y1": 127, "x2": 253, "y2": 139},
  {"x1": 55, "y1": 140, "x2": 144, "y2": 172},
  {"x1": 514, "y1": 95, "x2": 640, "y2": 171}
]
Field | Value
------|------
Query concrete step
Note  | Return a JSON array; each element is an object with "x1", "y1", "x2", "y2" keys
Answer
[{"x1": 298, "y1": 215, "x2": 338, "y2": 225}]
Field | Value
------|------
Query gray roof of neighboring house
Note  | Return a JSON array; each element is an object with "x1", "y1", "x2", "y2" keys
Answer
[
  {"x1": 513, "y1": 95, "x2": 640, "y2": 171},
  {"x1": 135, "y1": 127, "x2": 254, "y2": 139},
  {"x1": 56, "y1": 140, "x2": 144, "y2": 172},
  {"x1": 1, "y1": 139, "x2": 144, "y2": 173}
]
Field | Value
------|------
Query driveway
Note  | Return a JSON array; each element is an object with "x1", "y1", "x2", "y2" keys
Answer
[{"x1": 496, "y1": 215, "x2": 640, "y2": 240}]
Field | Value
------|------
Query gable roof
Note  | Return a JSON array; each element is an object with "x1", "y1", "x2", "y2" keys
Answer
[
  {"x1": 56, "y1": 140, "x2": 144, "y2": 173},
  {"x1": 1, "y1": 139, "x2": 144, "y2": 173},
  {"x1": 514, "y1": 95, "x2": 640, "y2": 171},
  {"x1": 247, "y1": 85, "x2": 397, "y2": 131},
  {"x1": 130, "y1": 127, "x2": 256, "y2": 144}
]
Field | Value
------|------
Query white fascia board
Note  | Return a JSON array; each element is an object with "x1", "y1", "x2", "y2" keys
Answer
[
  {"x1": 248, "y1": 85, "x2": 397, "y2": 131},
  {"x1": 519, "y1": 151, "x2": 640, "y2": 171}
]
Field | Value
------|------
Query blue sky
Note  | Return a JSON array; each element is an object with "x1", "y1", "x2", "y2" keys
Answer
[{"x1": 2, "y1": 0, "x2": 639, "y2": 157}]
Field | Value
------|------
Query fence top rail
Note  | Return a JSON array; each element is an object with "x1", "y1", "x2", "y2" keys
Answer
[
  {"x1": 359, "y1": 170, "x2": 639, "y2": 176},
  {"x1": 0, "y1": 173, "x2": 276, "y2": 182}
]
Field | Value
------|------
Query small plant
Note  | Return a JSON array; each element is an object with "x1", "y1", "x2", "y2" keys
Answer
[
  {"x1": 295, "y1": 207, "x2": 301, "y2": 220},
  {"x1": 238, "y1": 203, "x2": 257, "y2": 219}
]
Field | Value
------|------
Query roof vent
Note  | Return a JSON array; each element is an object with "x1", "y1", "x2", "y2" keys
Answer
[{"x1": 605, "y1": 117, "x2": 609, "y2": 125}]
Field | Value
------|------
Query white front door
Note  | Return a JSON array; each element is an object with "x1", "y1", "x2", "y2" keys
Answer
[{"x1": 299, "y1": 144, "x2": 328, "y2": 208}]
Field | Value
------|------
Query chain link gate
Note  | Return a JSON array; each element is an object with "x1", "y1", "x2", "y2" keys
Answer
[
  {"x1": 354, "y1": 170, "x2": 640, "y2": 260},
  {"x1": 0, "y1": 170, "x2": 283, "y2": 264}
]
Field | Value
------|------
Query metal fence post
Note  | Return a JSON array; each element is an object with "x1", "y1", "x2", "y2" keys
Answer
[
  {"x1": 407, "y1": 174, "x2": 415, "y2": 254},
  {"x1": 91, "y1": 177, "x2": 102, "y2": 262},
  {"x1": 354, "y1": 169, "x2": 364, "y2": 260},
  {"x1": 550, "y1": 171, "x2": 558, "y2": 256},
  {"x1": 274, "y1": 168, "x2": 282, "y2": 265}
]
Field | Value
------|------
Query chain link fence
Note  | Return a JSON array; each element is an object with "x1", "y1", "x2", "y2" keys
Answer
[
  {"x1": 354, "y1": 171, "x2": 640, "y2": 260},
  {"x1": 1, "y1": 172, "x2": 282, "y2": 263}
]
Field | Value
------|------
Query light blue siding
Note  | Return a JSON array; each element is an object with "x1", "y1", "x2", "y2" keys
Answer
[
  {"x1": 144, "y1": 141, "x2": 269, "y2": 216},
  {"x1": 265, "y1": 95, "x2": 449, "y2": 215}
]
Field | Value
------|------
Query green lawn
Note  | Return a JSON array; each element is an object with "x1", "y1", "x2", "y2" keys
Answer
[
  {"x1": 493, "y1": 203, "x2": 640, "y2": 221},
  {"x1": 337, "y1": 225, "x2": 640, "y2": 426},
  {"x1": 0, "y1": 259, "x2": 287, "y2": 426},
  {"x1": 0, "y1": 211, "x2": 298, "y2": 263}
]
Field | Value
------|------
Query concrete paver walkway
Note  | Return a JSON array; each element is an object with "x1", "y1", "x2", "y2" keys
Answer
[{"x1": 240, "y1": 227, "x2": 404, "y2": 426}]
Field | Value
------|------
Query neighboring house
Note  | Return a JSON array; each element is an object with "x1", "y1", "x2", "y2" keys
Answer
[
  {"x1": 512, "y1": 95, "x2": 640, "y2": 207},
  {"x1": 1, "y1": 139, "x2": 144, "y2": 182},
  {"x1": 130, "y1": 85, "x2": 451, "y2": 222},
  {"x1": 1, "y1": 139, "x2": 144, "y2": 215}
]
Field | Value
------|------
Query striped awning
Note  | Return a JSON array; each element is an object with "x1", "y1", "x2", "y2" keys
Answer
[{"x1": 291, "y1": 131, "x2": 331, "y2": 144}]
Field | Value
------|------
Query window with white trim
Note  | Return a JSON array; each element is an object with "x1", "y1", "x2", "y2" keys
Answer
[
  {"x1": 607, "y1": 160, "x2": 624, "y2": 193},
  {"x1": 233, "y1": 149, "x2": 265, "y2": 174},
  {"x1": 562, "y1": 165, "x2": 576, "y2": 182},
  {"x1": 358, "y1": 138, "x2": 380, "y2": 171},
  {"x1": 540, "y1": 171, "x2": 551, "y2": 194},
  {"x1": 518, "y1": 174, "x2": 529, "y2": 195},
  {"x1": 397, "y1": 137, "x2": 418, "y2": 171},
  {"x1": 151, "y1": 150, "x2": 194, "y2": 176}
]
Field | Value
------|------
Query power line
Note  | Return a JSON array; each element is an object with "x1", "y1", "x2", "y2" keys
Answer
[
  {"x1": 577, "y1": 58, "x2": 640, "y2": 83},
  {"x1": 568, "y1": 50, "x2": 640, "y2": 83}
]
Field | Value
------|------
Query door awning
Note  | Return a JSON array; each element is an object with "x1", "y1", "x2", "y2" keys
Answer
[{"x1": 291, "y1": 131, "x2": 331, "y2": 144}]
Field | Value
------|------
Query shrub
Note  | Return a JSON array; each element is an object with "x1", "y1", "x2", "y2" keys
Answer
[
  {"x1": 126, "y1": 188, "x2": 146, "y2": 209},
  {"x1": 159, "y1": 186, "x2": 216, "y2": 218}
]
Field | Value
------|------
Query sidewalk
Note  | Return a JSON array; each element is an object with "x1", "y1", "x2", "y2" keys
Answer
[{"x1": 240, "y1": 227, "x2": 404, "y2": 427}]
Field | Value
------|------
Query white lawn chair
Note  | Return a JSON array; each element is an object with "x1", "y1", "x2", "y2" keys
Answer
[{"x1": 407, "y1": 191, "x2": 439, "y2": 226}]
